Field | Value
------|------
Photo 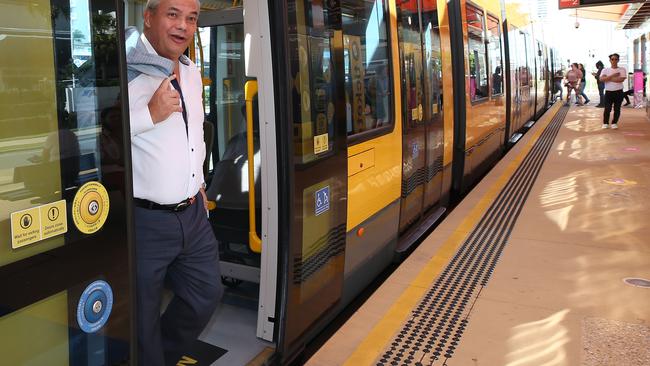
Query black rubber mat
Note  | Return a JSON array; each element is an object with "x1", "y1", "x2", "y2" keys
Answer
[
  {"x1": 175, "y1": 339, "x2": 227, "y2": 365},
  {"x1": 376, "y1": 106, "x2": 570, "y2": 366}
]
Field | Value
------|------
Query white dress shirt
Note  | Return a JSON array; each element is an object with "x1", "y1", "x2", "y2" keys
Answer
[
  {"x1": 600, "y1": 67, "x2": 627, "y2": 91},
  {"x1": 129, "y1": 34, "x2": 206, "y2": 204}
]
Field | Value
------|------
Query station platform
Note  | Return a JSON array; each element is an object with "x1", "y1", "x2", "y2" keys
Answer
[{"x1": 306, "y1": 102, "x2": 650, "y2": 366}]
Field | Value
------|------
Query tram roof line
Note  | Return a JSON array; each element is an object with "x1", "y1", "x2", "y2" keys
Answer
[
  {"x1": 619, "y1": 1, "x2": 650, "y2": 29},
  {"x1": 564, "y1": 3, "x2": 632, "y2": 23}
]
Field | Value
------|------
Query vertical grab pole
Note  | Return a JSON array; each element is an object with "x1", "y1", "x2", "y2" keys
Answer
[{"x1": 245, "y1": 80, "x2": 262, "y2": 253}]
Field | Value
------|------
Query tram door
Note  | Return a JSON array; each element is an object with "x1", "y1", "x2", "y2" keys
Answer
[
  {"x1": 0, "y1": 0, "x2": 132, "y2": 364},
  {"x1": 196, "y1": 1, "x2": 279, "y2": 348},
  {"x1": 197, "y1": 1, "x2": 351, "y2": 361},
  {"x1": 396, "y1": 1, "x2": 444, "y2": 240}
]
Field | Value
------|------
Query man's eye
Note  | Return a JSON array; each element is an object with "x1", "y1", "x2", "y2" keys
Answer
[
  {"x1": 168, "y1": 12, "x2": 177, "y2": 18},
  {"x1": 188, "y1": 16, "x2": 197, "y2": 23}
]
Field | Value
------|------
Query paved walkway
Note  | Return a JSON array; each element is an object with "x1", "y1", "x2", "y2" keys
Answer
[{"x1": 307, "y1": 102, "x2": 650, "y2": 366}]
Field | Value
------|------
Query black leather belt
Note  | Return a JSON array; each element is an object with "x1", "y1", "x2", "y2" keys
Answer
[{"x1": 134, "y1": 196, "x2": 196, "y2": 212}]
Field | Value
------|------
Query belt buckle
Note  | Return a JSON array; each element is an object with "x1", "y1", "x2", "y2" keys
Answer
[
  {"x1": 173, "y1": 197, "x2": 194, "y2": 212},
  {"x1": 173, "y1": 200, "x2": 188, "y2": 212}
]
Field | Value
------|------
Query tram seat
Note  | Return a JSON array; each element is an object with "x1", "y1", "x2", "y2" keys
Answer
[{"x1": 206, "y1": 130, "x2": 261, "y2": 266}]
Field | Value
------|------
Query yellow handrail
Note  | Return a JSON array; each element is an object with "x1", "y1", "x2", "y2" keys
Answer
[{"x1": 245, "y1": 80, "x2": 262, "y2": 253}]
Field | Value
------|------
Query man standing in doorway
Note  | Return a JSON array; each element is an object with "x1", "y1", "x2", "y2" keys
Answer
[
  {"x1": 128, "y1": 0, "x2": 222, "y2": 364},
  {"x1": 599, "y1": 53, "x2": 627, "y2": 129}
]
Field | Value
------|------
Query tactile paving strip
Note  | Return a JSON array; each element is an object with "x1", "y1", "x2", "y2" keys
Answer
[{"x1": 376, "y1": 106, "x2": 570, "y2": 366}]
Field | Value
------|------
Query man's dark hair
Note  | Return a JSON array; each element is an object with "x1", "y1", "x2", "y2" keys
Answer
[{"x1": 609, "y1": 53, "x2": 620, "y2": 59}]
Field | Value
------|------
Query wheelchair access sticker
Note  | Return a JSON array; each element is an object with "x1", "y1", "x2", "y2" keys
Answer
[
  {"x1": 315, "y1": 186, "x2": 330, "y2": 216},
  {"x1": 72, "y1": 181, "x2": 110, "y2": 234},
  {"x1": 77, "y1": 280, "x2": 113, "y2": 333}
]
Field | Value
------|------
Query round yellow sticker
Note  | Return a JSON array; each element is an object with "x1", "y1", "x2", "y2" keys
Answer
[{"x1": 72, "y1": 181, "x2": 110, "y2": 234}]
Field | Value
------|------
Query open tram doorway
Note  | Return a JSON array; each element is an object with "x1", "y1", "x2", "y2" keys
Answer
[
  {"x1": 193, "y1": 2, "x2": 282, "y2": 364},
  {"x1": 194, "y1": 5, "x2": 276, "y2": 365},
  {"x1": 123, "y1": 0, "x2": 279, "y2": 364}
]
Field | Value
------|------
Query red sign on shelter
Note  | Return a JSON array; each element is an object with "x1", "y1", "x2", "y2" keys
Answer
[
  {"x1": 559, "y1": 0, "x2": 580, "y2": 9},
  {"x1": 396, "y1": 0, "x2": 437, "y2": 12}
]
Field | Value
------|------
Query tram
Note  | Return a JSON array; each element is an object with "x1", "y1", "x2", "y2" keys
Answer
[{"x1": 0, "y1": 0, "x2": 559, "y2": 364}]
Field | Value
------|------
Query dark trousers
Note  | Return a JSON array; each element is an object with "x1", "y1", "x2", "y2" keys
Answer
[
  {"x1": 135, "y1": 196, "x2": 223, "y2": 366},
  {"x1": 603, "y1": 90, "x2": 624, "y2": 125},
  {"x1": 623, "y1": 89, "x2": 633, "y2": 104},
  {"x1": 554, "y1": 80, "x2": 563, "y2": 99},
  {"x1": 597, "y1": 83, "x2": 605, "y2": 105}
]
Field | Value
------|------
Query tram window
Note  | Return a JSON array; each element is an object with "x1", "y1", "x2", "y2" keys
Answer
[
  {"x1": 0, "y1": 0, "x2": 124, "y2": 267},
  {"x1": 486, "y1": 15, "x2": 503, "y2": 96},
  {"x1": 396, "y1": 0, "x2": 425, "y2": 128},
  {"x1": 342, "y1": 0, "x2": 393, "y2": 139},
  {"x1": 520, "y1": 32, "x2": 530, "y2": 87},
  {"x1": 421, "y1": 1, "x2": 443, "y2": 119},
  {"x1": 466, "y1": 5, "x2": 488, "y2": 102},
  {"x1": 287, "y1": 0, "x2": 392, "y2": 158},
  {"x1": 537, "y1": 41, "x2": 545, "y2": 84},
  {"x1": 287, "y1": 1, "x2": 338, "y2": 164}
]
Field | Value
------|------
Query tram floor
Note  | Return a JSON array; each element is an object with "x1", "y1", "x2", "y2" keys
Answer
[
  {"x1": 162, "y1": 280, "x2": 272, "y2": 365},
  {"x1": 200, "y1": 282, "x2": 273, "y2": 366}
]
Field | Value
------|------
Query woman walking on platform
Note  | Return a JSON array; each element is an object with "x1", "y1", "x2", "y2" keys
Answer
[
  {"x1": 565, "y1": 63, "x2": 583, "y2": 106},
  {"x1": 577, "y1": 63, "x2": 590, "y2": 105}
]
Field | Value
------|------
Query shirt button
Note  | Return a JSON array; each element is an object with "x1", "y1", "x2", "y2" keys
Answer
[
  {"x1": 192, "y1": 174, "x2": 195, "y2": 177},
  {"x1": 191, "y1": 148, "x2": 194, "y2": 152}
]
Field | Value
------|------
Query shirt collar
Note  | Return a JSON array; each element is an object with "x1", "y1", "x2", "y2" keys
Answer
[
  {"x1": 141, "y1": 33, "x2": 191, "y2": 66},
  {"x1": 141, "y1": 33, "x2": 158, "y2": 55}
]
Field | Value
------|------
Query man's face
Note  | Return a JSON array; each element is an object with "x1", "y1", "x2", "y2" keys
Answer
[
  {"x1": 609, "y1": 55, "x2": 619, "y2": 68},
  {"x1": 144, "y1": 0, "x2": 199, "y2": 61}
]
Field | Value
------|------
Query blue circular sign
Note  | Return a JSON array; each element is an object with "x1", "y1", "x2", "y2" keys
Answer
[{"x1": 77, "y1": 280, "x2": 113, "y2": 333}]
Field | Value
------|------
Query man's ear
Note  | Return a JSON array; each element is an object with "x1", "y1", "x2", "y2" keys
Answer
[{"x1": 143, "y1": 10, "x2": 152, "y2": 28}]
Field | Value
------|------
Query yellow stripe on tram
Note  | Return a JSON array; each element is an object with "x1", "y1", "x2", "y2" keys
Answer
[{"x1": 343, "y1": 102, "x2": 564, "y2": 365}]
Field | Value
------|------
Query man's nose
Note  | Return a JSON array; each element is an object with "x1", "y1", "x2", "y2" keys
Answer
[{"x1": 175, "y1": 17, "x2": 188, "y2": 30}]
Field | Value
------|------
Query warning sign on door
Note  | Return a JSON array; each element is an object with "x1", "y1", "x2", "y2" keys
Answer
[
  {"x1": 40, "y1": 200, "x2": 68, "y2": 240},
  {"x1": 11, "y1": 207, "x2": 41, "y2": 249},
  {"x1": 10, "y1": 200, "x2": 68, "y2": 249}
]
